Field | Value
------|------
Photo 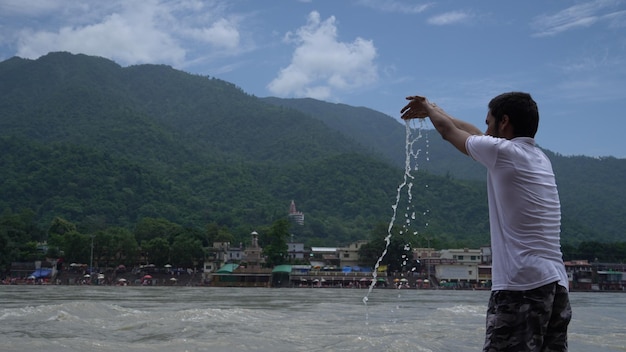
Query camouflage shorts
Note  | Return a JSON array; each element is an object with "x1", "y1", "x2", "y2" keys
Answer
[{"x1": 483, "y1": 282, "x2": 571, "y2": 352}]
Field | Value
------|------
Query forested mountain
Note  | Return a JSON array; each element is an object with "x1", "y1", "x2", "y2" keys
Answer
[
  {"x1": 261, "y1": 97, "x2": 487, "y2": 180},
  {"x1": 261, "y1": 97, "x2": 626, "y2": 245},
  {"x1": 0, "y1": 52, "x2": 624, "y2": 256}
]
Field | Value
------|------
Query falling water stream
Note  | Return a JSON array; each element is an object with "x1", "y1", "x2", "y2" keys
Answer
[{"x1": 363, "y1": 118, "x2": 430, "y2": 321}]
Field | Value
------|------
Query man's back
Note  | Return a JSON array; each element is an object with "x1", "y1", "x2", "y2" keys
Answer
[{"x1": 466, "y1": 135, "x2": 568, "y2": 291}]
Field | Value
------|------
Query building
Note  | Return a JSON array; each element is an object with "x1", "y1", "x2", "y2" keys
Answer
[
  {"x1": 288, "y1": 200, "x2": 304, "y2": 225},
  {"x1": 338, "y1": 240, "x2": 368, "y2": 268},
  {"x1": 412, "y1": 246, "x2": 438, "y2": 280},
  {"x1": 564, "y1": 260, "x2": 593, "y2": 290},
  {"x1": 310, "y1": 247, "x2": 339, "y2": 269},
  {"x1": 287, "y1": 240, "x2": 306, "y2": 260},
  {"x1": 593, "y1": 261, "x2": 626, "y2": 291},
  {"x1": 243, "y1": 231, "x2": 264, "y2": 269},
  {"x1": 210, "y1": 263, "x2": 272, "y2": 287},
  {"x1": 203, "y1": 242, "x2": 229, "y2": 274},
  {"x1": 434, "y1": 248, "x2": 483, "y2": 288},
  {"x1": 439, "y1": 248, "x2": 482, "y2": 264},
  {"x1": 480, "y1": 245, "x2": 492, "y2": 264},
  {"x1": 207, "y1": 241, "x2": 244, "y2": 265}
]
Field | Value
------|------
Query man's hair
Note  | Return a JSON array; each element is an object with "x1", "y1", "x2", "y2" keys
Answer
[{"x1": 488, "y1": 92, "x2": 539, "y2": 138}]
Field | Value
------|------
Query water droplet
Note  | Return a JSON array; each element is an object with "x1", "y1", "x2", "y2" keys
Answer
[{"x1": 363, "y1": 116, "x2": 432, "y2": 311}]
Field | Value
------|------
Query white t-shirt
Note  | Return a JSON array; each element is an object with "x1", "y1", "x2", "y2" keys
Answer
[{"x1": 466, "y1": 135, "x2": 568, "y2": 291}]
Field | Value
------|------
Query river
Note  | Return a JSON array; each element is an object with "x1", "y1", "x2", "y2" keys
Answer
[{"x1": 0, "y1": 286, "x2": 624, "y2": 351}]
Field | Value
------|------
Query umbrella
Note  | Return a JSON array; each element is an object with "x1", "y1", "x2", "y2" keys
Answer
[
  {"x1": 169, "y1": 278, "x2": 177, "y2": 281},
  {"x1": 118, "y1": 278, "x2": 127, "y2": 282},
  {"x1": 30, "y1": 268, "x2": 52, "y2": 278},
  {"x1": 393, "y1": 278, "x2": 400, "y2": 282},
  {"x1": 84, "y1": 274, "x2": 91, "y2": 278},
  {"x1": 400, "y1": 278, "x2": 408, "y2": 282},
  {"x1": 164, "y1": 264, "x2": 172, "y2": 268},
  {"x1": 143, "y1": 275, "x2": 153, "y2": 279}
]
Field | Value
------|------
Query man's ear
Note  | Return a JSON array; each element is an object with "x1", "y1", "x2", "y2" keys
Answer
[
  {"x1": 499, "y1": 115, "x2": 515, "y2": 138},
  {"x1": 500, "y1": 115, "x2": 510, "y2": 132}
]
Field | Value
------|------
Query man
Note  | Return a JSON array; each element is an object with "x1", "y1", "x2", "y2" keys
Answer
[{"x1": 401, "y1": 92, "x2": 571, "y2": 352}]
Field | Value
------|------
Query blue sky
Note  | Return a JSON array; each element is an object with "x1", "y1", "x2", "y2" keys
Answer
[{"x1": 1, "y1": 0, "x2": 625, "y2": 158}]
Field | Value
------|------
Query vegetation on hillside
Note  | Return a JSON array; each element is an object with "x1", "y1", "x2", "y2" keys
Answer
[{"x1": 1, "y1": 52, "x2": 624, "y2": 273}]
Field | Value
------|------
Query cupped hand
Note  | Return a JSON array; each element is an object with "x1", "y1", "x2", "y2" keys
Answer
[{"x1": 401, "y1": 95, "x2": 430, "y2": 120}]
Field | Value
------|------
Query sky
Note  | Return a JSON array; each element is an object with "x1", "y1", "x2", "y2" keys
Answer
[{"x1": 1, "y1": 0, "x2": 625, "y2": 158}]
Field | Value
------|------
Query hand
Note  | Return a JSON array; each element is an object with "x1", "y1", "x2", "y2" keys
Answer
[{"x1": 401, "y1": 95, "x2": 430, "y2": 120}]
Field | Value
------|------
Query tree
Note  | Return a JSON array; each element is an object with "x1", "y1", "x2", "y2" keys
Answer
[
  {"x1": 48, "y1": 217, "x2": 77, "y2": 236},
  {"x1": 262, "y1": 219, "x2": 289, "y2": 267},
  {"x1": 206, "y1": 222, "x2": 220, "y2": 245},
  {"x1": 141, "y1": 237, "x2": 170, "y2": 266},
  {"x1": 59, "y1": 230, "x2": 91, "y2": 264},
  {"x1": 0, "y1": 209, "x2": 33, "y2": 271},
  {"x1": 20, "y1": 241, "x2": 44, "y2": 262},
  {"x1": 96, "y1": 227, "x2": 138, "y2": 267},
  {"x1": 214, "y1": 227, "x2": 235, "y2": 244},
  {"x1": 134, "y1": 217, "x2": 183, "y2": 244},
  {"x1": 112, "y1": 227, "x2": 139, "y2": 266},
  {"x1": 0, "y1": 232, "x2": 11, "y2": 272},
  {"x1": 170, "y1": 234, "x2": 203, "y2": 268},
  {"x1": 358, "y1": 222, "x2": 415, "y2": 273}
]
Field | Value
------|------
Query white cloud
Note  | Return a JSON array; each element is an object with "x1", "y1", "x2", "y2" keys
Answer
[
  {"x1": 267, "y1": 11, "x2": 378, "y2": 100},
  {"x1": 427, "y1": 11, "x2": 471, "y2": 25},
  {"x1": 17, "y1": 10, "x2": 180, "y2": 64},
  {"x1": 556, "y1": 48, "x2": 615, "y2": 73},
  {"x1": 16, "y1": 6, "x2": 184, "y2": 65},
  {"x1": 183, "y1": 18, "x2": 240, "y2": 49},
  {"x1": 531, "y1": 0, "x2": 624, "y2": 37},
  {"x1": 605, "y1": 9, "x2": 626, "y2": 28},
  {"x1": 0, "y1": 0, "x2": 65, "y2": 16},
  {"x1": 356, "y1": 0, "x2": 432, "y2": 14},
  {"x1": 9, "y1": 0, "x2": 243, "y2": 66}
]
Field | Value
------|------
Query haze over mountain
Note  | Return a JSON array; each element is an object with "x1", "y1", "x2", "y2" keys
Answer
[{"x1": 1, "y1": 52, "x2": 624, "y2": 248}]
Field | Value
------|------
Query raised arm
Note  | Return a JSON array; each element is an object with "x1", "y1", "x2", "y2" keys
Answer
[{"x1": 401, "y1": 95, "x2": 482, "y2": 155}]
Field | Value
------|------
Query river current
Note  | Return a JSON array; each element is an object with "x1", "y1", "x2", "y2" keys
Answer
[{"x1": 0, "y1": 286, "x2": 624, "y2": 352}]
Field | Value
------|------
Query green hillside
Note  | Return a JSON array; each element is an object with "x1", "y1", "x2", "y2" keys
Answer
[
  {"x1": 2, "y1": 53, "x2": 483, "y2": 245},
  {"x1": 0, "y1": 52, "x2": 624, "y2": 270},
  {"x1": 261, "y1": 97, "x2": 626, "y2": 245}
]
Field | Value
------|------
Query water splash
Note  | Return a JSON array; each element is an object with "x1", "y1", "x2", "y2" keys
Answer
[{"x1": 363, "y1": 118, "x2": 430, "y2": 320}]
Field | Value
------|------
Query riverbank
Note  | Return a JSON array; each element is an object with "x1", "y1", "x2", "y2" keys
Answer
[{"x1": 4, "y1": 276, "x2": 624, "y2": 293}]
